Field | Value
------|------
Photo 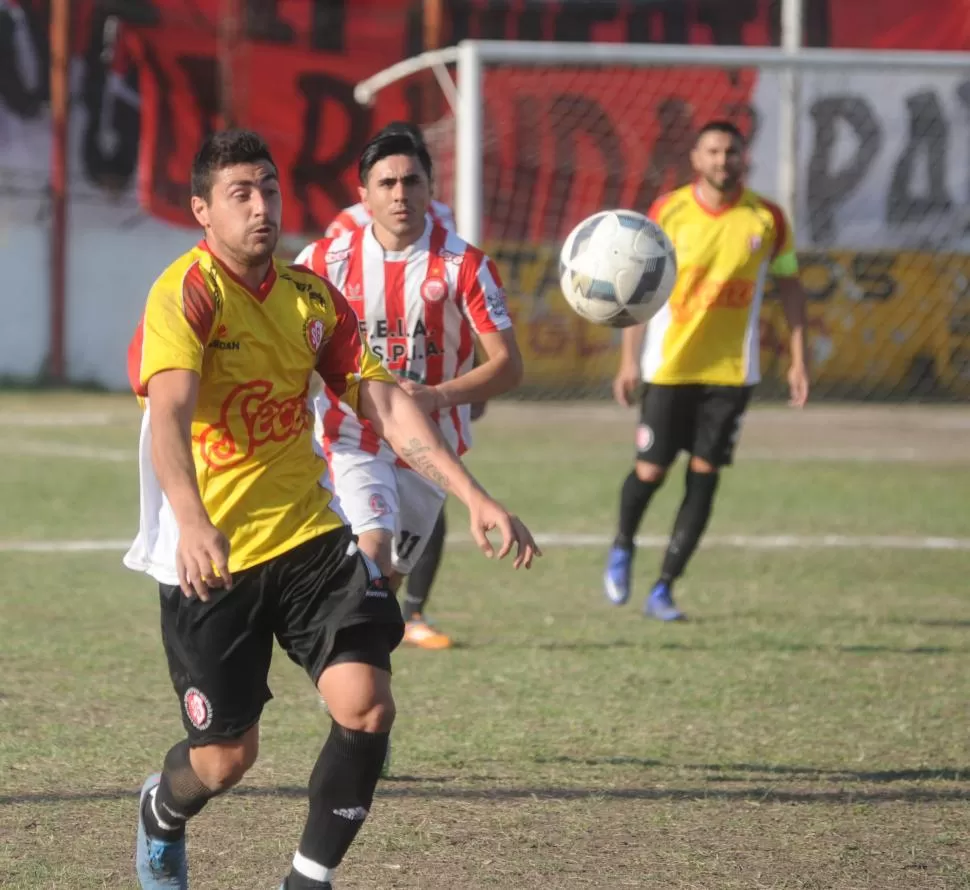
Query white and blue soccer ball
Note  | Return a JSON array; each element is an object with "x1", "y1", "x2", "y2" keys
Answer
[{"x1": 559, "y1": 209, "x2": 677, "y2": 328}]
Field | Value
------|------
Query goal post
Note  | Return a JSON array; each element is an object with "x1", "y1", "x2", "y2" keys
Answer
[{"x1": 355, "y1": 41, "x2": 970, "y2": 400}]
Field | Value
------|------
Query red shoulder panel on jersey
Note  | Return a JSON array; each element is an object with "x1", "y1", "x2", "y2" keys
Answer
[
  {"x1": 647, "y1": 191, "x2": 675, "y2": 223},
  {"x1": 182, "y1": 261, "x2": 216, "y2": 342},
  {"x1": 314, "y1": 285, "x2": 362, "y2": 395},
  {"x1": 759, "y1": 196, "x2": 789, "y2": 261},
  {"x1": 127, "y1": 317, "x2": 147, "y2": 396}
]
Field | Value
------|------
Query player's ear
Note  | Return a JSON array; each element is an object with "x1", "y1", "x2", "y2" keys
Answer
[
  {"x1": 358, "y1": 185, "x2": 370, "y2": 212},
  {"x1": 191, "y1": 195, "x2": 210, "y2": 229}
]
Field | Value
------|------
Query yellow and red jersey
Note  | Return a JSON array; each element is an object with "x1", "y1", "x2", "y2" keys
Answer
[
  {"x1": 125, "y1": 241, "x2": 393, "y2": 577},
  {"x1": 642, "y1": 184, "x2": 797, "y2": 386}
]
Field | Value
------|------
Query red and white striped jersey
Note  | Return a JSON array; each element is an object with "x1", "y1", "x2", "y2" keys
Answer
[
  {"x1": 324, "y1": 200, "x2": 456, "y2": 239},
  {"x1": 295, "y1": 219, "x2": 511, "y2": 460}
]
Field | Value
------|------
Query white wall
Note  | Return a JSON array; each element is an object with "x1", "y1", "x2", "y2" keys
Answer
[{"x1": 0, "y1": 209, "x2": 194, "y2": 389}]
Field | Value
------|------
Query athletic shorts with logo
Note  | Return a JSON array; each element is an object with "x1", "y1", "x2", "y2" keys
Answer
[
  {"x1": 636, "y1": 383, "x2": 753, "y2": 468},
  {"x1": 160, "y1": 526, "x2": 404, "y2": 745},
  {"x1": 326, "y1": 449, "x2": 447, "y2": 575}
]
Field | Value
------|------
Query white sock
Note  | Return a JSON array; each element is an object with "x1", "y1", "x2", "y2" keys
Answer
[{"x1": 292, "y1": 851, "x2": 335, "y2": 885}]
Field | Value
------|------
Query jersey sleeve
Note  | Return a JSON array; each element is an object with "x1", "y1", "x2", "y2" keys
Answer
[
  {"x1": 315, "y1": 284, "x2": 393, "y2": 412},
  {"x1": 646, "y1": 192, "x2": 673, "y2": 224},
  {"x1": 128, "y1": 261, "x2": 216, "y2": 396},
  {"x1": 459, "y1": 253, "x2": 513, "y2": 335},
  {"x1": 762, "y1": 198, "x2": 797, "y2": 273},
  {"x1": 294, "y1": 240, "x2": 332, "y2": 277},
  {"x1": 324, "y1": 210, "x2": 357, "y2": 239}
]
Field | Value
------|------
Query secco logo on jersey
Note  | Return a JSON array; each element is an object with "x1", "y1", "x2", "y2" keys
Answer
[
  {"x1": 197, "y1": 380, "x2": 310, "y2": 470},
  {"x1": 671, "y1": 268, "x2": 755, "y2": 324},
  {"x1": 184, "y1": 687, "x2": 213, "y2": 731},
  {"x1": 304, "y1": 317, "x2": 325, "y2": 353},
  {"x1": 421, "y1": 277, "x2": 447, "y2": 303}
]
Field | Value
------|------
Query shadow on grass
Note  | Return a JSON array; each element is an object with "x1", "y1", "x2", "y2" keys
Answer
[
  {"x1": 4, "y1": 776, "x2": 968, "y2": 808},
  {"x1": 533, "y1": 756, "x2": 967, "y2": 784},
  {"x1": 525, "y1": 639, "x2": 962, "y2": 655}
]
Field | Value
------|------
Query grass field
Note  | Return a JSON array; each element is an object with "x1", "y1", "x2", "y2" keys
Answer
[{"x1": 1, "y1": 393, "x2": 969, "y2": 890}]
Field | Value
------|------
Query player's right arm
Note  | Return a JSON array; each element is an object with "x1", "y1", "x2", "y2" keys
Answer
[
  {"x1": 131, "y1": 261, "x2": 231, "y2": 599},
  {"x1": 613, "y1": 324, "x2": 647, "y2": 408}
]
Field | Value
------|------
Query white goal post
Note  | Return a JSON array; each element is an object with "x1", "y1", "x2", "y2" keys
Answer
[{"x1": 355, "y1": 40, "x2": 970, "y2": 247}]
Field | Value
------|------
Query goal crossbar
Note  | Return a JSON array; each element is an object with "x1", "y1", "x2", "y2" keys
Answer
[{"x1": 354, "y1": 40, "x2": 970, "y2": 243}]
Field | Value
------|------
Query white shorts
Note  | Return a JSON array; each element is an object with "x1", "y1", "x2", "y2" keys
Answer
[{"x1": 326, "y1": 449, "x2": 447, "y2": 575}]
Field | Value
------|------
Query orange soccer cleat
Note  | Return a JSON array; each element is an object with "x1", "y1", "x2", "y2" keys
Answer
[{"x1": 403, "y1": 615, "x2": 453, "y2": 650}]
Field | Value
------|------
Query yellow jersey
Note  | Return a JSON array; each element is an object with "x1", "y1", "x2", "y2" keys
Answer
[
  {"x1": 126, "y1": 241, "x2": 393, "y2": 574},
  {"x1": 642, "y1": 184, "x2": 797, "y2": 386}
]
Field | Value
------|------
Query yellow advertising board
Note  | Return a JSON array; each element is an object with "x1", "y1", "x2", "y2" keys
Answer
[{"x1": 489, "y1": 243, "x2": 970, "y2": 396}]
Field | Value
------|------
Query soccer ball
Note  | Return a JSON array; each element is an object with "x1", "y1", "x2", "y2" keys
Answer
[{"x1": 559, "y1": 210, "x2": 677, "y2": 328}]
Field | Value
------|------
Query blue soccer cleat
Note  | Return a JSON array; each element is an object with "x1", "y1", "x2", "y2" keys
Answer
[
  {"x1": 603, "y1": 545, "x2": 634, "y2": 606},
  {"x1": 136, "y1": 773, "x2": 188, "y2": 889},
  {"x1": 644, "y1": 581, "x2": 686, "y2": 622}
]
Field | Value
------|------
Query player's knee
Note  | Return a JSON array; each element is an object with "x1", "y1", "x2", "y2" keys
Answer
[
  {"x1": 191, "y1": 732, "x2": 259, "y2": 792},
  {"x1": 334, "y1": 692, "x2": 396, "y2": 734},
  {"x1": 689, "y1": 455, "x2": 717, "y2": 474},
  {"x1": 635, "y1": 460, "x2": 667, "y2": 484},
  {"x1": 319, "y1": 660, "x2": 396, "y2": 733}
]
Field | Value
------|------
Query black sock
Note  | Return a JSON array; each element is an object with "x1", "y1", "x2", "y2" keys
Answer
[
  {"x1": 143, "y1": 740, "x2": 216, "y2": 842},
  {"x1": 660, "y1": 468, "x2": 719, "y2": 582},
  {"x1": 403, "y1": 509, "x2": 446, "y2": 621},
  {"x1": 614, "y1": 471, "x2": 662, "y2": 551},
  {"x1": 288, "y1": 721, "x2": 389, "y2": 885}
]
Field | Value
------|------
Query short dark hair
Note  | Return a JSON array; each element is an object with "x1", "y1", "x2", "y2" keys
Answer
[
  {"x1": 358, "y1": 126, "x2": 433, "y2": 184},
  {"x1": 191, "y1": 129, "x2": 277, "y2": 201},
  {"x1": 380, "y1": 120, "x2": 427, "y2": 146},
  {"x1": 695, "y1": 119, "x2": 745, "y2": 147}
]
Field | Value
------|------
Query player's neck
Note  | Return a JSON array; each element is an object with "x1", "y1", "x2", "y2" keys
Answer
[
  {"x1": 371, "y1": 223, "x2": 422, "y2": 254},
  {"x1": 695, "y1": 179, "x2": 742, "y2": 212},
  {"x1": 205, "y1": 240, "x2": 272, "y2": 292}
]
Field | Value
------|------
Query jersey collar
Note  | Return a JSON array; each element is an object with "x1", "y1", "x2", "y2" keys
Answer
[
  {"x1": 364, "y1": 216, "x2": 433, "y2": 262},
  {"x1": 197, "y1": 239, "x2": 277, "y2": 302},
  {"x1": 691, "y1": 182, "x2": 744, "y2": 217}
]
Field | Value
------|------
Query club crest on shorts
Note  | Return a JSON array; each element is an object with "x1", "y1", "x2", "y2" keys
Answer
[
  {"x1": 304, "y1": 317, "x2": 325, "y2": 353},
  {"x1": 636, "y1": 423, "x2": 654, "y2": 452},
  {"x1": 749, "y1": 234, "x2": 763, "y2": 252},
  {"x1": 421, "y1": 277, "x2": 447, "y2": 303},
  {"x1": 184, "y1": 687, "x2": 213, "y2": 731},
  {"x1": 369, "y1": 493, "x2": 391, "y2": 516}
]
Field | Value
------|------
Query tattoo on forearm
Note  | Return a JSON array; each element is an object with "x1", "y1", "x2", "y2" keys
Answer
[{"x1": 400, "y1": 437, "x2": 451, "y2": 490}]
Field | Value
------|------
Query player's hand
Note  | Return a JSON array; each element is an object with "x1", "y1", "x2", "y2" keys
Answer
[
  {"x1": 612, "y1": 362, "x2": 641, "y2": 408},
  {"x1": 175, "y1": 518, "x2": 232, "y2": 601},
  {"x1": 467, "y1": 493, "x2": 542, "y2": 569},
  {"x1": 397, "y1": 379, "x2": 442, "y2": 415},
  {"x1": 788, "y1": 361, "x2": 810, "y2": 409}
]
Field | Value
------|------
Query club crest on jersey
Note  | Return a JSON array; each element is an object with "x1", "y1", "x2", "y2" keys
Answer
[
  {"x1": 304, "y1": 317, "x2": 326, "y2": 353},
  {"x1": 421, "y1": 277, "x2": 448, "y2": 303}
]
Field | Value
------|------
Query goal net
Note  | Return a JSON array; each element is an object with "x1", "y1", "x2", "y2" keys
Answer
[{"x1": 365, "y1": 42, "x2": 970, "y2": 401}]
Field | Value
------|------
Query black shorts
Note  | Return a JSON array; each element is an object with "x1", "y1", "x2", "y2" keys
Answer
[
  {"x1": 636, "y1": 383, "x2": 753, "y2": 468},
  {"x1": 159, "y1": 527, "x2": 404, "y2": 745}
]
